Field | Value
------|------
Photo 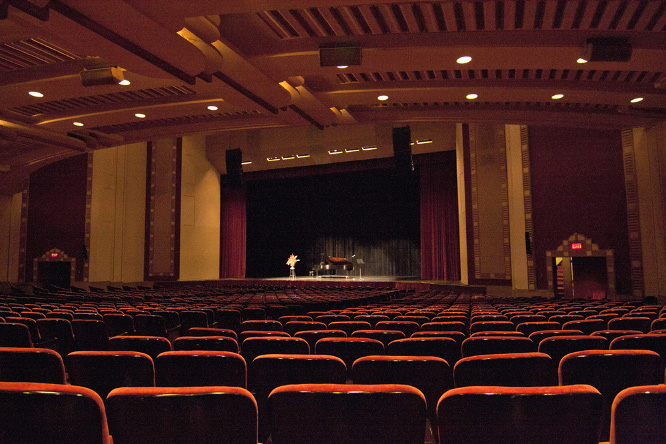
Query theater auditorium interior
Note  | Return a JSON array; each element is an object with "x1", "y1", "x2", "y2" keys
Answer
[{"x1": 0, "y1": 0, "x2": 665, "y2": 443}]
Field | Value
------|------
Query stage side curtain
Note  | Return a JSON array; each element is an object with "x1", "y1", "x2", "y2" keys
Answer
[
  {"x1": 420, "y1": 159, "x2": 460, "y2": 281},
  {"x1": 220, "y1": 185, "x2": 246, "y2": 278}
]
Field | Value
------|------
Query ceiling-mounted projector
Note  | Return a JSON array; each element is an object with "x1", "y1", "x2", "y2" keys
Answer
[{"x1": 80, "y1": 67, "x2": 124, "y2": 86}]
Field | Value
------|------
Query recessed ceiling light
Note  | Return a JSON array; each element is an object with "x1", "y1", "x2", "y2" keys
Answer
[
  {"x1": 337, "y1": 65, "x2": 348, "y2": 69},
  {"x1": 282, "y1": 155, "x2": 295, "y2": 160},
  {"x1": 551, "y1": 94, "x2": 564, "y2": 99},
  {"x1": 630, "y1": 97, "x2": 644, "y2": 103},
  {"x1": 134, "y1": 113, "x2": 146, "y2": 118},
  {"x1": 119, "y1": 79, "x2": 131, "y2": 86},
  {"x1": 377, "y1": 95, "x2": 389, "y2": 101},
  {"x1": 466, "y1": 93, "x2": 478, "y2": 100},
  {"x1": 416, "y1": 139, "x2": 433, "y2": 144},
  {"x1": 241, "y1": 161, "x2": 252, "y2": 165},
  {"x1": 328, "y1": 149, "x2": 343, "y2": 155},
  {"x1": 207, "y1": 105, "x2": 218, "y2": 111},
  {"x1": 296, "y1": 154, "x2": 311, "y2": 158},
  {"x1": 457, "y1": 56, "x2": 472, "y2": 64},
  {"x1": 345, "y1": 148, "x2": 360, "y2": 153},
  {"x1": 361, "y1": 146, "x2": 377, "y2": 151},
  {"x1": 29, "y1": 91, "x2": 44, "y2": 97},
  {"x1": 577, "y1": 58, "x2": 588, "y2": 64},
  {"x1": 73, "y1": 122, "x2": 84, "y2": 127},
  {"x1": 267, "y1": 157, "x2": 280, "y2": 162}
]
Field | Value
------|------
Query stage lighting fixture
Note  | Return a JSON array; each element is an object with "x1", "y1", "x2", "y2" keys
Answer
[{"x1": 80, "y1": 67, "x2": 125, "y2": 86}]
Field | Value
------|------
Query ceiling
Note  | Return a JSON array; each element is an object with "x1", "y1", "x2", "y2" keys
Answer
[{"x1": 0, "y1": 0, "x2": 665, "y2": 192}]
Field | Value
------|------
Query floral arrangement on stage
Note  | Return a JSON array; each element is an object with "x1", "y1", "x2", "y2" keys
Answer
[{"x1": 286, "y1": 254, "x2": 300, "y2": 268}]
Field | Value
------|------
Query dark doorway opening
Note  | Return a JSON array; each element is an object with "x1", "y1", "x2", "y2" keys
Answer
[{"x1": 37, "y1": 261, "x2": 71, "y2": 288}]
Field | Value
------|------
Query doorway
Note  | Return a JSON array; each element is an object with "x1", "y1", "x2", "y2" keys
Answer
[
  {"x1": 37, "y1": 261, "x2": 72, "y2": 288},
  {"x1": 552, "y1": 256, "x2": 608, "y2": 299}
]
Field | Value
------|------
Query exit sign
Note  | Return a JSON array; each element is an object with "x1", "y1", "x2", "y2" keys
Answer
[
  {"x1": 50, "y1": 252, "x2": 59, "y2": 258},
  {"x1": 571, "y1": 242, "x2": 583, "y2": 250}
]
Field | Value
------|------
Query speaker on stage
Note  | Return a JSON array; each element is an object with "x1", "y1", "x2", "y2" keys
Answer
[
  {"x1": 225, "y1": 148, "x2": 243, "y2": 186},
  {"x1": 393, "y1": 125, "x2": 413, "y2": 175}
]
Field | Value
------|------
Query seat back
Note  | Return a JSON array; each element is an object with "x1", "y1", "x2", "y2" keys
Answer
[
  {"x1": 351, "y1": 329, "x2": 406, "y2": 346},
  {"x1": 610, "y1": 333, "x2": 666, "y2": 370},
  {"x1": 352, "y1": 355, "x2": 451, "y2": 425},
  {"x1": 107, "y1": 386, "x2": 257, "y2": 444},
  {"x1": 72, "y1": 320, "x2": 109, "y2": 351},
  {"x1": 187, "y1": 327, "x2": 238, "y2": 340},
  {"x1": 315, "y1": 337, "x2": 385, "y2": 371},
  {"x1": 559, "y1": 349, "x2": 663, "y2": 441},
  {"x1": 386, "y1": 337, "x2": 460, "y2": 367},
  {"x1": 610, "y1": 385, "x2": 666, "y2": 444},
  {"x1": 453, "y1": 352, "x2": 556, "y2": 387},
  {"x1": 284, "y1": 321, "x2": 327, "y2": 336},
  {"x1": 0, "y1": 381, "x2": 110, "y2": 444},
  {"x1": 420, "y1": 321, "x2": 467, "y2": 334},
  {"x1": 562, "y1": 319, "x2": 608, "y2": 335},
  {"x1": 0, "y1": 323, "x2": 33, "y2": 347},
  {"x1": 108, "y1": 335, "x2": 172, "y2": 360},
  {"x1": 608, "y1": 317, "x2": 652, "y2": 334},
  {"x1": 155, "y1": 350, "x2": 246, "y2": 388},
  {"x1": 133, "y1": 314, "x2": 168, "y2": 338},
  {"x1": 173, "y1": 336, "x2": 239, "y2": 353},
  {"x1": 67, "y1": 351, "x2": 155, "y2": 398},
  {"x1": 103, "y1": 314, "x2": 135, "y2": 337},
  {"x1": 0, "y1": 347, "x2": 66, "y2": 383},
  {"x1": 436, "y1": 385, "x2": 602, "y2": 444},
  {"x1": 294, "y1": 329, "x2": 346, "y2": 350},
  {"x1": 461, "y1": 336, "x2": 535, "y2": 358},
  {"x1": 268, "y1": 383, "x2": 426, "y2": 444},
  {"x1": 515, "y1": 321, "x2": 561, "y2": 336},
  {"x1": 375, "y1": 321, "x2": 420, "y2": 337},
  {"x1": 537, "y1": 335, "x2": 608, "y2": 369},
  {"x1": 328, "y1": 321, "x2": 372, "y2": 336},
  {"x1": 469, "y1": 321, "x2": 515, "y2": 335},
  {"x1": 241, "y1": 336, "x2": 309, "y2": 364}
]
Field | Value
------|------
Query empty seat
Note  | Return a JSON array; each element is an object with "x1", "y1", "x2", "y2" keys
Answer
[
  {"x1": 386, "y1": 337, "x2": 460, "y2": 367},
  {"x1": 67, "y1": 351, "x2": 155, "y2": 398},
  {"x1": 107, "y1": 386, "x2": 257, "y2": 444},
  {"x1": 315, "y1": 314, "x2": 351, "y2": 325},
  {"x1": 608, "y1": 317, "x2": 652, "y2": 334},
  {"x1": 436, "y1": 385, "x2": 602, "y2": 444},
  {"x1": 108, "y1": 335, "x2": 171, "y2": 360},
  {"x1": 610, "y1": 385, "x2": 666, "y2": 444},
  {"x1": 133, "y1": 314, "x2": 168, "y2": 338},
  {"x1": 0, "y1": 381, "x2": 110, "y2": 443},
  {"x1": 284, "y1": 321, "x2": 327, "y2": 336},
  {"x1": 469, "y1": 321, "x2": 515, "y2": 335},
  {"x1": 179, "y1": 310, "x2": 209, "y2": 334},
  {"x1": 268, "y1": 383, "x2": 426, "y2": 444},
  {"x1": 242, "y1": 306, "x2": 266, "y2": 321},
  {"x1": 393, "y1": 315, "x2": 430, "y2": 326},
  {"x1": 351, "y1": 329, "x2": 405, "y2": 346},
  {"x1": 515, "y1": 321, "x2": 561, "y2": 336},
  {"x1": 353, "y1": 315, "x2": 390, "y2": 327},
  {"x1": 562, "y1": 319, "x2": 608, "y2": 335},
  {"x1": 173, "y1": 336, "x2": 239, "y2": 353},
  {"x1": 528, "y1": 329, "x2": 584, "y2": 345},
  {"x1": 215, "y1": 309, "x2": 242, "y2": 332},
  {"x1": 559, "y1": 349, "x2": 663, "y2": 441},
  {"x1": 590, "y1": 329, "x2": 643, "y2": 342},
  {"x1": 240, "y1": 319, "x2": 283, "y2": 332},
  {"x1": 238, "y1": 330, "x2": 289, "y2": 344},
  {"x1": 187, "y1": 327, "x2": 238, "y2": 340},
  {"x1": 509, "y1": 314, "x2": 547, "y2": 326},
  {"x1": 610, "y1": 333, "x2": 666, "y2": 369},
  {"x1": 0, "y1": 347, "x2": 66, "y2": 383},
  {"x1": 0, "y1": 323, "x2": 33, "y2": 347},
  {"x1": 315, "y1": 337, "x2": 384, "y2": 371},
  {"x1": 470, "y1": 330, "x2": 524, "y2": 337},
  {"x1": 538, "y1": 335, "x2": 608, "y2": 369},
  {"x1": 352, "y1": 355, "x2": 452, "y2": 430},
  {"x1": 453, "y1": 352, "x2": 556, "y2": 387},
  {"x1": 5, "y1": 317, "x2": 42, "y2": 344},
  {"x1": 461, "y1": 336, "x2": 535, "y2": 358},
  {"x1": 253, "y1": 354, "x2": 347, "y2": 440},
  {"x1": 294, "y1": 329, "x2": 346, "y2": 351},
  {"x1": 72, "y1": 320, "x2": 109, "y2": 351},
  {"x1": 375, "y1": 321, "x2": 420, "y2": 337},
  {"x1": 103, "y1": 314, "x2": 135, "y2": 337},
  {"x1": 650, "y1": 317, "x2": 666, "y2": 332},
  {"x1": 420, "y1": 321, "x2": 466, "y2": 334},
  {"x1": 241, "y1": 336, "x2": 309, "y2": 365},
  {"x1": 155, "y1": 350, "x2": 246, "y2": 388}
]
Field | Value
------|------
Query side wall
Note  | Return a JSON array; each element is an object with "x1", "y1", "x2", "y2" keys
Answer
[
  {"x1": 0, "y1": 192, "x2": 22, "y2": 282},
  {"x1": 88, "y1": 143, "x2": 147, "y2": 283},
  {"x1": 180, "y1": 135, "x2": 221, "y2": 281}
]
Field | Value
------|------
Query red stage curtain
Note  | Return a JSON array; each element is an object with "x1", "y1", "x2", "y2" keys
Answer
[
  {"x1": 420, "y1": 156, "x2": 460, "y2": 281},
  {"x1": 220, "y1": 185, "x2": 246, "y2": 278}
]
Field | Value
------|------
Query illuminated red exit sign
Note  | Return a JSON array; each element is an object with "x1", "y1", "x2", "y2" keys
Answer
[
  {"x1": 571, "y1": 243, "x2": 583, "y2": 250},
  {"x1": 50, "y1": 252, "x2": 59, "y2": 258}
]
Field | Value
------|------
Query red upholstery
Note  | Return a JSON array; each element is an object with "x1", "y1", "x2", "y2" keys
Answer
[
  {"x1": 610, "y1": 385, "x2": 666, "y2": 444},
  {"x1": 294, "y1": 329, "x2": 346, "y2": 350},
  {"x1": 328, "y1": 321, "x2": 372, "y2": 336},
  {"x1": 315, "y1": 337, "x2": 385, "y2": 371},
  {"x1": 516, "y1": 321, "x2": 561, "y2": 336},
  {"x1": 238, "y1": 330, "x2": 289, "y2": 344},
  {"x1": 453, "y1": 352, "x2": 556, "y2": 387},
  {"x1": 538, "y1": 335, "x2": 608, "y2": 368},
  {"x1": 187, "y1": 327, "x2": 238, "y2": 340},
  {"x1": 437, "y1": 385, "x2": 602, "y2": 444},
  {"x1": 108, "y1": 335, "x2": 172, "y2": 360},
  {"x1": 469, "y1": 321, "x2": 515, "y2": 335},
  {"x1": 420, "y1": 321, "x2": 466, "y2": 334},
  {"x1": 0, "y1": 381, "x2": 111, "y2": 443},
  {"x1": 0, "y1": 347, "x2": 66, "y2": 384},
  {"x1": 607, "y1": 317, "x2": 652, "y2": 334},
  {"x1": 559, "y1": 349, "x2": 663, "y2": 441},
  {"x1": 351, "y1": 329, "x2": 406, "y2": 346},
  {"x1": 610, "y1": 333, "x2": 666, "y2": 370},
  {"x1": 528, "y1": 329, "x2": 584, "y2": 344},
  {"x1": 268, "y1": 383, "x2": 426, "y2": 444},
  {"x1": 284, "y1": 321, "x2": 327, "y2": 336},
  {"x1": 461, "y1": 335, "x2": 535, "y2": 358},
  {"x1": 0, "y1": 322, "x2": 33, "y2": 347},
  {"x1": 386, "y1": 336, "x2": 460, "y2": 366},
  {"x1": 155, "y1": 350, "x2": 246, "y2": 388},
  {"x1": 67, "y1": 350, "x2": 155, "y2": 398},
  {"x1": 107, "y1": 386, "x2": 257, "y2": 444},
  {"x1": 240, "y1": 320, "x2": 283, "y2": 332},
  {"x1": 591, "y1": 330, "x2": 643, "y2": 342},
  {"x1": 562, "y1": 319, "x2": 608, "y2": 335}
]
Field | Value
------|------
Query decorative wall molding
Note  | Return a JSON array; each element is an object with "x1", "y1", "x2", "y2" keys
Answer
[
  {"x1": 32, "y1": 248, "x2": 76, "y2": 284},
  {"x1": 520, "y1": 125, "x2": 536, "y2": 290},
  {"x1": 546, "y1": 233, "x2": 615, "y2": 298},
  {"x1": 621, "y1": 128, "x2": 645, "y2": 298}
]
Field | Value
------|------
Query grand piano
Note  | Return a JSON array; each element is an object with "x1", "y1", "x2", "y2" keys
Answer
[{"x1": 314, "y1": 255, "x2": 353, "y2": 278}]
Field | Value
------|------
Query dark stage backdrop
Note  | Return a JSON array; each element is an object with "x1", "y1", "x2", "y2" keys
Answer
[{"x1": 245, "y1": 168, "x2": 420, "y2": 278}]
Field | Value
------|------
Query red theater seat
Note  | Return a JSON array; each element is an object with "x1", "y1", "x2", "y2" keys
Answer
[
  {"x1": 155, "y1": 350, "x2": 246, "y2": 388},
  {"x1": 328, "y1": 321, "x2": 372, "y2": 336},
  {"x1": 562, "y1": 318, "x2": 608, "y2": 335},
  {"x1": 0, "y1": 381, "x2": 111, "y2": 444},
  {"x1": 516, "y1": 321, "x2": 561, "y2": 336},
  {"x1": 351, "y1": 329, "x2": 405, "y2": 346},
  {"x1": 453, "y1": 352, "x2": 556, "y2": 387},
  {"x1": 108, "y1": 335, "x2": 171, "y2": 360},
  {"x1": 187, "y1": 327, "x2": 238, "y2": 341},
  {"x1": 268, "y1": 383, "x2": 426, "y2": 444},
  {"x1": 315, "y1": 337, "x2": 384, "y2": 372},
  {"x1": 0, "y1": 347, "x2": 66, "y2": 384},
  {"x1": 559, "y1": 349, "x2": 663, "y2": 441},
  {"x1": 461, "y1": 335, "x2": 535, "y2": 358},
  {"x1": 173, "y1": 335, "x2": 239, "y2": 353},
  {"x1": 0, "y1": 323, "x2": 33, "y2": 347},
  {"x1": 469, "y1": 321, "x2": 515, "y2": 335},
  {"x1": 436, "y1": 385, "x2": 602, "y2": 444},
  {"x1": 284, "y1": 321, "x2": 326, "y2": 336},
  {"x1": 386, "y1": 336, "x2": 460, "y2": 366},
  {"x1": 107, "y1": 386, "x2": 257, "y2": 444},
  {"x1": 538, "y1": 335, "x2": 608, "y2": 369},
  {"x1": 610, "y1": 385, "x2": 666, "y2": 444},
  {"x1": 294, "y1": 329, "x2": 346, "y2": 351},
  {"x1": 67, "y1": 350, "x2": 155, "y2": 398},
  {"x1": 608, "y1": 317, "x2": 652, "y2": 334},
  {"x1": 375, "y1": 320, "x2": 420, "y2": 337}
]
